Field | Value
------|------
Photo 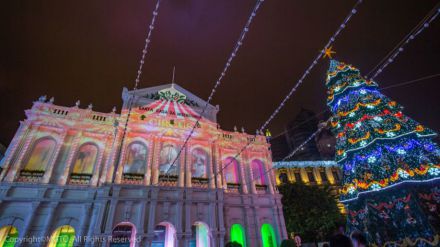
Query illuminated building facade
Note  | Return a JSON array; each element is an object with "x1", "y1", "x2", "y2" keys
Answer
[
  {"x1": 0, "y1": 83, "x2": 287, "y2": 247},
  {"x1": 271, "y1": 111, "x2": 343, "y2": 210}
]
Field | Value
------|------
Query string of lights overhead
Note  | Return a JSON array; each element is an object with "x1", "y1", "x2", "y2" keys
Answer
[
  {"x1": 160, "y1": 0, "x2": 266, "y2": 180},
  {"x1": 204, "y1": 0, "x2": 364, "y2": 187},
  {"x1": 114, "y1": 0, "x2": 162, "y2": 182},
  {"x1": 369, "y1": 4, "x2": 440, "y2": 80}
]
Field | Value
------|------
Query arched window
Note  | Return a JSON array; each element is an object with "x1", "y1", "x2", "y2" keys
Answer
[
  {"x1": 190, "y1": 222, "x2": 210, "y2": 247},
  {"x1": 230, "y1": 224, "x2": 246, "y2": 247},
  {"x1": 23, "y1": 138, "x2": 56, "y2": 171},
  {"x1": 71, "y1": 143, "x2": 98, "y2": 176},
  {"x1": 159, "y1": 145, "x2": 178, "y2": 175},
  {"x1": 224, "y1": 157, "x2": 239, "y2": 184},
  {"x1": 191, "y1": 148, "x2": 208, "y2": 178},
  {"x1": 0, "y1": 225, "x2": 18, "y2": 247},
  {"x1": 110, "y1": 222, "x2": 136, "y2": 247},
  {"x1": 251, "y1": 160, "x2": 266, "y2": 185},
  {"x1": 122, "y1": 142, "x2": 148, "y2": 182},
  {"x1": 152, "y1": 222, "x2": 176, "y2": 247},
  {"x1": 261, "y1": 224, "x2": 277, "y2": 247},
  {"x1": 48, "y1": 225, "x2": 75, "y2": 247}
]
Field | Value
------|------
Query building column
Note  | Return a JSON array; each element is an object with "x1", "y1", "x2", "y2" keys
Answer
[
  {"x1": 144, "y1": 139, "x2": 154, "y2": 186},
  {"x1": 238, "y1": 152, "x2": 248, "y2": 194},
  {"x1": 185, "y1": 145, "x2": 191, "y2": 188},
  {"x1": 115, "y1": 138, "x2": 130, "y2": 184},
  {"x1": 58, "y1": 131, "x2": 82, "y2": 185},
  {"x1": 18, "y1": 201, "x2": 40, "y2": 246},
  {"x1": 0, "y1": 121, "x2": 29, "y2": 180},
  {"x1": 4, "y1": 125, "x2": 37, "y2": 182},
  {"x1": 209, "y1": 142, "x2": 216, "y2": 189},
  {"x1": 151, "y1": 139, "x2": 161, "y2": 185},
  {"x1": 79, "y1": 203, "x2": 93, "y2": 244},
  {"x1": 38, "y1": 202, "x2": 59, "y2": 247},
  {"x1": 100, "y1": 131, "x2": 122, "y2": 185}
]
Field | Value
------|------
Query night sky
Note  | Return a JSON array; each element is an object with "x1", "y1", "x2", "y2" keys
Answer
[{"x1": 1, "y1": 0, "x2": 439, "y2": 145}]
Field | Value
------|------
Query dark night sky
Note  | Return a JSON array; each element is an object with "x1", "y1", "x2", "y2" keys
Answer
[{"x1": 1, "y1": 0, "x2": 439, "y2": 145}]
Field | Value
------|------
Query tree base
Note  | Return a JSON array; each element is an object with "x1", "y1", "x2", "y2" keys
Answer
[{"x1": 345, "y1": 180, "x2": 440, "y2": 246}]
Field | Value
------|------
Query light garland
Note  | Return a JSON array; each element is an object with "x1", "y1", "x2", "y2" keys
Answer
[
  {"x1": 340, "y1": 177, "x2": 440, "y2": 203},
  {"x1": 370, "y1": 7, "x2": 440, "y2": 80},
  {"x1": 159, "y1": 0, "x2": 266, "y2": 179},
  {"x1": 259, "y1": 0, "x2": 364, "y2": 132},
  {"x1": 273, "y1": 160, "x2": 337, "y2": 168},
  {"x1": 114, "y1": 0, "x2": 162, "y2": 182}
]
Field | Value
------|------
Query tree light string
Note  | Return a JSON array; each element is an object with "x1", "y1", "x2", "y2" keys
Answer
[
  {"x1": 159, "y1": 0, "x2": 265, "y2": 181},
  {"x1": 369, "y1": 5, "x2": 440, "y2": 80},
  {"x1": 259, "y1": 0, "x2": 363, "y2": 132},
  {"x1": 114, "y1": 0, "x2": 162, "y2": 182}
]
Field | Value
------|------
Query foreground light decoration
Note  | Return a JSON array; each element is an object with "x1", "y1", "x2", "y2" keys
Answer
[{"x1": 326, "y1": 59, "x2": 440, "y2": 245}]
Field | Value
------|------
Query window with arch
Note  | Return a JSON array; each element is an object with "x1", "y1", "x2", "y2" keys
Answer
[
  {"x1": 48, "y1": 225, "x2": 75, "y2": 247},
  {"x1": 251, "y1": 160, "x2": 266, "y2": 185},
  {"x1": 224, "y1": 157, "x2": 240, "y2": 184},
  {"x1": 110, "y1": 223, "x2": 136, "y2": 247},
  {"x1": 122, "y1": 142, "x2": 148, "y2": 183},
  {"x1": 190, "y1": 222, "x2": 210, "y2": 247},
  {"x1": 152, "y1": 222, "x2": 176, "y2": 247},
  {"x1": 0, "y1": 225, "x2": 18, "y2": 247},
  {"x1": 230, "y1": 224, "x2": 246, "y2": 247},
  {"x1": 69, "y1": 143, "x2": 98, "y2": 184},
  {"x1": 159, "y1": 144, "x2": 179, "y2": 176},
  {"x1": 191, "y1": 148, "x2": 208, "y2": 178},
  {"x1": 23, "y1": 138, "x2": 57, "y2": 172},
  {"x1": 261, "y1": 224, "x2": 277, "y2": 247}
]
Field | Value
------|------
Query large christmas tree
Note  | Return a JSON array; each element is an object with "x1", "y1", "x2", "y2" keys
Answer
[{"x1": 326, "y1": 59, "x2": 440, "y2": 246}]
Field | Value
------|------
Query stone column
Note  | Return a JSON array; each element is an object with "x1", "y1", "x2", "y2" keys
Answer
[
  {"x1": 144, "y1": 139, "x2": 154, "y2": 186},
  {"x1": 208, "y1": 142, "x2": 215, "y2": 189},
  {"x1": 0, "y1": 121, "x2": 29, "y2": 180},
  {"x1": 185, "y1": 145, "x2": 191, "y2": 188},
  {"x1": 115, "y1": 138, "x2": 130, "y2": 184},
  {"x1": 38, "y1": 202, "x2": 59, "y2": 247},
  {"x1": 42, "y1": 130, "x2": 68, "y2": 184},
  {"x1": 238, "y1": 152, "x2": 248, "y2": 194},
  {"x1": 253, "y1": 206, "x2": 262, "y2": 247},
  {"x1": 100, "y1": 131, "x2": 122, "y2": 185},
  {"x1": 151, "y1": 139, "x2": 161, "y2": 185},
  {"x1": 58, "y1": 131, "x2": 82, "y2": 185},
  {"x1": 178, "y1": 145, "x2": 186, "y2": 188},
  {"x1": 19, "y1": 201, "x2": 40, "y2": 245},
  {"x1": 4, "y1": 125, "x2": 37, "y2": 182}
]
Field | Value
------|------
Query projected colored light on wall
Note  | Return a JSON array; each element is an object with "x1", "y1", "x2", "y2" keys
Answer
[
  {"x1": 0, "y1": 226, "x2": 18, "y2": 247},
  {"x1": 72, "y1": 144, "x2": 98, "y2": 174},
  {"x1": 123, "y1": 142, "x2": 148, "y2": 174},
  {"x1": 24, "y1": 138, "x2": 56, "y2": 171},
  {"x1": 191, "y1": 148, "x2": 208, "y2": 178},
  {"x1": 224, "y1": 157, "x2": 239, "y2": 184},
  {"x1": 261, "y1": 224, "x2": 277, "y2": 247},
  {"x1": 48, "y1": 225, "x2": 75, "y2": 247},
  {"x1": 230, "y1": 224, "x2": 246, "y2": 247}
]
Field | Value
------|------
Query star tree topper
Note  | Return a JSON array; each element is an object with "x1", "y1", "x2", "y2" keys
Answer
[{"x1": 323, "y1": 46, "x2": 336, "y2": 59}]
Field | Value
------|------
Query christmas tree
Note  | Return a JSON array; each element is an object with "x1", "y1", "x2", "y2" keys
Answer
[{"x1": 326, "y1": 59, "x2": 440, "y2": 246}]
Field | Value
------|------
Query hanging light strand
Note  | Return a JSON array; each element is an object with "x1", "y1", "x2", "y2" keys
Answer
[
  {"x1": 161, "y1": 0, "x2": 265, "y2": 178},
  {"x1": 207, "y1": 0, "x2": 364, "y2": 186},
  {"x1": 370, "y1": 5, "x2": 440, "y2": 80},
  {"x1": 113, "y1": 0, "x2": 162, "y2": 182},
  {"x1": 259, "y1": 0, "x2": 363, "y2": 132}
]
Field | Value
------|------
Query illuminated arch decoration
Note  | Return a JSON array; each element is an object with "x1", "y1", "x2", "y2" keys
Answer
[
  {"x1": 230, "y1": 224, "x2": 246, "y2": 247},
  {"x1": 24, "y1": 137, "x2": 56, "y2": 171},
  {"x1": 0, "y1": 226, "x2": 18, "y2": 247},
  {"x1": 224, "y1": 157, "x2": 239, "y2": 184},
  {"x1": 122, "y1": 142, "x2": 148, "y2": 183},
  {"x1": 191, "y1": 148, "x2": 208, "y2": 178},
  {"x1": 251, "y1": 160, "x2": 266, "y2": 185},
  {"x1": 69, "y1": 143, "x2": 98, "y2": 184},
  {"x1": 152, "y1": 222, "x2": 176, "y2": 247},
  {"x1": 159, "y1": 144, "x2": 179, "y2": 176},
  {"x1": 189, "y1": 222, "x2": 210, "y2": 247},
  {"x1": 110, "y1": 222, "x2": 136, "y2": 247},
  {"x1": 48, "y1": 225, "x2": 75, "y2": 247},
  {"x1": 261, "y1": 224, "x2": 277, "y2": 247}
]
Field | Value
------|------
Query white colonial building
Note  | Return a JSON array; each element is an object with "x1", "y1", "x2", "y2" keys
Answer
[{"x1": 0, "y1": 83, "x2": 287, "y2": 247}]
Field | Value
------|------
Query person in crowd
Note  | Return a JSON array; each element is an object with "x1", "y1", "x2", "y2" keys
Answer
[
  {"x1": 329, "y1": 223, "x2": 352, "y2": 247},
  {"x1": 351, "y1": 231, "x2": 368, "y2": 247}
]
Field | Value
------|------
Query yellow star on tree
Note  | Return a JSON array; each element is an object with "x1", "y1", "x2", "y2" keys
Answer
[{"x1": 323, "y1": 46, "x2": 336, "y2": 59}]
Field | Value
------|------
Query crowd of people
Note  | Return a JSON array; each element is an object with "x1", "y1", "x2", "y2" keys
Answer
[{"x1": 327, "y1": 224, "x2": 368, "y2": 247}]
